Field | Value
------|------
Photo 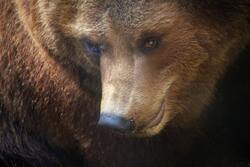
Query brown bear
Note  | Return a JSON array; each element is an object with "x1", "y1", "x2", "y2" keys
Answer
[
  {"x1": 97, "y1": 1, "x2": 250, "y2": 137},
  {"x1": 0, "y1": 0, "x2": 250, "y2": 167}
]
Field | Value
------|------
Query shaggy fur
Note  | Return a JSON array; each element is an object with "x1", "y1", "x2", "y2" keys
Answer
[
  {"x1": 0, "y1": 0, "x2": 99, "y2": 166},
  {"x1": 0, "y1": 0, "x2": 249, "y2": 167}
]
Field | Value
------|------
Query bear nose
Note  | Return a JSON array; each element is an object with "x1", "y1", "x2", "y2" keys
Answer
[{"x1": 98, "y1": 113, "x2": 135, "y2": 132}]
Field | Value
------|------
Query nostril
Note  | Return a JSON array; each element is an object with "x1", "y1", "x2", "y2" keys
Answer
[{"x1": 98, "y1": 113, "x2": 135, "y2": 132}]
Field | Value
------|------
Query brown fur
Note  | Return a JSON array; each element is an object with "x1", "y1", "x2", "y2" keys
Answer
[
  {"x1": 0, "y1": 0, "x2": 100, "y2": 166},
  {"x1": 0, "y1": 0, "x2": 249, "y2": 167},
  {"x1": 99, "y1": 1, "x2": 250, "y2": 136}
]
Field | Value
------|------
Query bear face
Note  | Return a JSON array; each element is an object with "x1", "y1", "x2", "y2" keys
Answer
[
  {"x1": 97, "y1": 2, "x2": 250, "y2": 136},
  {"x1": 1, "y1": 0, "x2": 250, "y2": 166},
  {"x1": 15, "y1": 0, "x2": 250, "y2": 138}
]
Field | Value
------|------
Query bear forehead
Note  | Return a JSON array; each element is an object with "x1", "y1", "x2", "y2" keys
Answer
[
  {"x1": 96, "y1": 0, "x2": 175, "y2": 27},
  {"x1": 63, "y1": 0, "x2": 178, "y2": 36}
]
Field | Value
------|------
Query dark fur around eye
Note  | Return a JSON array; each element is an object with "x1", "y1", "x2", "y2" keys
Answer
[
  {"x1": 81, "y1": 38, "x2": 104, "y2": 56},
  {"x1": 139, "y1": 36, "x2": 161, "y2": 54}
]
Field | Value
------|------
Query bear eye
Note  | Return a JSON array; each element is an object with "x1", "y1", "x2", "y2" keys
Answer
[
  {"x1": 139, "y1": 36, "x2": 161, "y2": 53},
  {"x1": 82, "y1": 38, "x2": 104, "y2": 56}
]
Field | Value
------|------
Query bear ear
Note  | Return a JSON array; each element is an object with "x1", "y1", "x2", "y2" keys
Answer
[
  {"x1": 15, "y1": 0, "x2": 45, "y2": 29},
  {"x1": 14, "y1": 0, "x2": 58, "y2": 54},
  {"x1": 15, "y1": 0, "x2": 31, "y2": 17},
  {"x1": 21, "y1": 0, "x2": 30, "y2": 13},
  {"x1": 15, "y1": 0, "x2": 33, "y2": 31}
]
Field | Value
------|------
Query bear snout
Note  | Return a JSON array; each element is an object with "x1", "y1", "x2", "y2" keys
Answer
[{"x1": 98, "y1": 113, "x2": 136, "y2": 133}]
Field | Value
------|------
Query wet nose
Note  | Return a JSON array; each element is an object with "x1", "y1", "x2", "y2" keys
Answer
[{"x1": 98, "y1": 113, "x2": 135, "y2": 132}]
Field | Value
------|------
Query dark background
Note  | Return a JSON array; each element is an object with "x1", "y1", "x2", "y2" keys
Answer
[{"x1": 185, "y1": 44, "x2": 250, "y2": 167}]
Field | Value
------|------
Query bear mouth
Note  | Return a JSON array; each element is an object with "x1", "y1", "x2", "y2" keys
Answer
[{"x1": 144, "y1": 102, "x2": 165, "y2": 129}]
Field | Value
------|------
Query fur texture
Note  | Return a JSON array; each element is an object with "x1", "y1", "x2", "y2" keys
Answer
[{"x1": 0, "y1": 0, "x2": 249, "y2": 167}]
